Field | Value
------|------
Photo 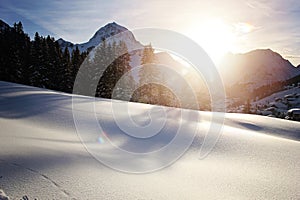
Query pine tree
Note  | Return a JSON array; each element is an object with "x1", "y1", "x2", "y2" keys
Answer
[
  {"x1": 0, "y1": 21, "x2": 134, "y2": 102},
  {"x1": 137, "y1": 44, "x2": 161, "y2": 104},
  {"x1": 9, "y1": 23, "x2": 23, "y2": 83},
  {"x1": 0, "y1": 22, "x2": 31, "y2": 84},
  {"x1": 29, "y1": 32, "x2": 48, "y2": 87},
  {"x1": 141, "y1": 44, "x2": 155, "y2": 64},
  {"x1": 95, "y1": 39, "x2": 111, "y2": 97},
  {"x1": 45, "y1": 35, "x2": 64, "y2": 90},
  {"x1": 112, "y1": 41, "x2": 135, "y2": 101},
  {"x1": 68, "y1": 46, "x2": 83, "y2": 92},
  {"x1": 92, "y1": 40, "x2": 134, "y2": 100},
  {"x1": 62, "y1": 47, "x2": 72, "y2": 92},
  {"x1": 0, "y1": 21, "x2": 89, "y2": 95}
]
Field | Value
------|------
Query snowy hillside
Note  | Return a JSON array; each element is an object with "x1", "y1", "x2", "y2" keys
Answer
[
  {"x1": 251, "y1": 84, "x2": 300, "y2": 117},
  {"x1": 0, "y1": 81, "x2": 299, "y2": 199},
  {"x1": 254, "y1": 85, "x2": 300, "y2": 106}
]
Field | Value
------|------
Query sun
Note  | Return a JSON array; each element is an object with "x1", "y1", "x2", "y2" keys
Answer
[{"x1": 185, "y1": 19, "x2": 236, "y2": 65}]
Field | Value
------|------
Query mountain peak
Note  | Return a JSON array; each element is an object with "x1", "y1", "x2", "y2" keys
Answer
[
  {"x1": 247, "y1": 49, "x2": 278, "y2": 56},
  {"x1": 220, "y1": 48, "x2": 300, "y2": 88},
  {"x1": 105, "y1": 21, "x2": 123, "y2": 27},
  {"x1": 89, "y1": 22, "x2": 128, "y2": 42},
  {"x1": 57, "y1": 21, "x2": 142, "y2": 53}
]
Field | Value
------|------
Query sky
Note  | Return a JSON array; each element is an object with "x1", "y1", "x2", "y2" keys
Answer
[{"x1": 1, "y1": 0, "x2": 300, "y2": 66}]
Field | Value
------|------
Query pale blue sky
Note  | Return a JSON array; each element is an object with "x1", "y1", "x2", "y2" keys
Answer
[{"x1": 1, "y1": 0, "x2": 300, "y2": 65}]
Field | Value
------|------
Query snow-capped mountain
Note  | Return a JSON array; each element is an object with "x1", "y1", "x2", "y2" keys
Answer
[
  {"x1": 57, "y1": 38, "x2": 74, "y2": 49},
  {"x1": 57, "y1": 22, "x2": 143, "y2": 53},
  {"x1": 220, "y1": 49, "x2": 300, "y2": 89}
]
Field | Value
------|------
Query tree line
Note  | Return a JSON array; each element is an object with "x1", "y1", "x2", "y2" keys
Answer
[
  {"x1": 0, "y1": 21, "x2": 180, "y2": 108},
  {"x1": 0, "y1": 22, "x2": 87, "y2": 93}
]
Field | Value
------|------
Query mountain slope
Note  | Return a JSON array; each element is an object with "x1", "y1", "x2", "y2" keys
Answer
[
  {"x1": 220, "y1": 49, "x2": 300, "y2": 89},
  {"x1": 0, "y1": 81, "x2": 299, "y2": 199}
]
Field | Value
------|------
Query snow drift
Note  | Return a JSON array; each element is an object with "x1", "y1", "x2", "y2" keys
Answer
[{"x1": 0, "y1": 81, "x2": 299, "y2": 199}]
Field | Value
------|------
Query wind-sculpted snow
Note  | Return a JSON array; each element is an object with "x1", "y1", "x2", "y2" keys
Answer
[{"x1": 0, "y1": 81, "x2": 299, "y2": 199}]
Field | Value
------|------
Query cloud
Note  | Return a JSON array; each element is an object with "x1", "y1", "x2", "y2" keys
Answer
[
  {"x1": 245, "y1": 0, "x2": 275, "y2": 16},
  {"x1": 285, "y1": 55, "x2": 300, "y2": 59},
  {"x1": 284, "y1": 55, "x2": 300, "y2": 66},
  {"x1": 1, "y1": 0, "x2": 147, "y2": 42}
]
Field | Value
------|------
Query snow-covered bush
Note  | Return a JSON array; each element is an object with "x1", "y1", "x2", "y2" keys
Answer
[{"x1": 0, "y1": 189, "x2": 9, "y2": 200}]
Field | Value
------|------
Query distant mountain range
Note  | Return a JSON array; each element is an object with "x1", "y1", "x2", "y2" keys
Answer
[
  {"x1": 57, "y1": 21, "x2": 300, "y2": 87},
  {"x1": 1, "y1": 19, "x2": 300, "y2": 97}
]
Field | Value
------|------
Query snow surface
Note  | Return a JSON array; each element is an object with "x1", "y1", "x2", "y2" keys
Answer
[
  {"x1": 0, "y1": 81, "x2": 299, "y2": 199},
  {"x1": 254, "y1": 86, "x2": 300, "y2": 106}
]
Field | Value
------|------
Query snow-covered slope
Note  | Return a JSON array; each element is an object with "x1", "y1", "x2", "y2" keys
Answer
[
  {"x1": 220, "y1": 49, "x2": 300, "y2": 89},
  {"x1": 0, "y1": 81, "x2": 299, "y2": 199},
  {"x1": 254, "y1": 86, "x2": 300, "y2": 106},
  {"x1": 250, "y1": 85, "x2": 300, "y2": 118}
]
